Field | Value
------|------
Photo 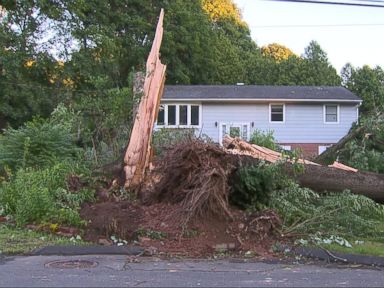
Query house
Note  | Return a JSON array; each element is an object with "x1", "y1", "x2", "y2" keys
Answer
[{"x1": 155, "y1": 85, "x2": 362, "y2": 156}]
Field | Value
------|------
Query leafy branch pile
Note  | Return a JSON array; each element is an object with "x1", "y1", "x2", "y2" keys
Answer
[{"x1": 270, "y1": 182, "x2": 384, "y2": 240}]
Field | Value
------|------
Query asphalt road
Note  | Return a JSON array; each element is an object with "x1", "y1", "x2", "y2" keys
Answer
[{"x1": 1, "y1": 255, "x2": 384, "y2": 287}]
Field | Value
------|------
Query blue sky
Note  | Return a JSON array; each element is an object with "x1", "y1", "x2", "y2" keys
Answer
[{"x1": 233, "y1": 0, "x2": 384, "y2": 73}]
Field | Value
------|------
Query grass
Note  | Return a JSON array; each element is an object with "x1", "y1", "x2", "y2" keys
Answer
[
  {"x1": 0, "y1": 224, "x2": 87, "y2": 255},
  {"x1": 319, "y1": 240, "x2": 384, "y2": 257}
]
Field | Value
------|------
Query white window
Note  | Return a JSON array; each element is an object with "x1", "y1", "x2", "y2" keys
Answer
[
  {"x1": 156, "y1": 104, "x2": 201, "y2": 127},
  {"x1": 324, "y1": 104, "x2": 339, "y2": 123},
  {"x1": 318, "y1": 145, "x2": 331, "y2": 155},
  {"x1": 270, "y1": 104, "x2": 285, "y2": 123},
  {"x1": 279, "y1": 145, "x2": 291, "y2": 151}
]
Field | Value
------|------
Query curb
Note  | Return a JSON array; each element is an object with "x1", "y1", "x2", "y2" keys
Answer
[
  {"x1": 31, "y1": 245, "x2": 145, "y2": 256},
  {"x1": 279, "y1": 245, "x2": 384, "y2": 267}
]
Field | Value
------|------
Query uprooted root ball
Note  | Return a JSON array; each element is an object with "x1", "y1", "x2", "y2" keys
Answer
[{"x1": 148, "y1": 139, "x2": 238, "y2": 224}]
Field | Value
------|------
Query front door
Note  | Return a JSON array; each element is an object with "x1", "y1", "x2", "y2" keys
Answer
[{"x1": 219, "y1": 123, "x2": 250, "y2": 145}]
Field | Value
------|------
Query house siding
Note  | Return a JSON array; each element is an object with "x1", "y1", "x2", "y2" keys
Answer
[{"x1": 198, "y1": 102, "x2": 358, "y2": 144}]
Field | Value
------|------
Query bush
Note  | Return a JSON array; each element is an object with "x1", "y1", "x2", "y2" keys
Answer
[
  {"x1": 0, "y1": 162, "x2": 94, "y2": 226},
  {"x1": 270, "y1": 182, "x2": 384, "y2": 238},
  {"x1": 230, "y1": 162, "x2": 287, "y2": 210},
  {"x1": 249, "y1": 129, "x2": 278, "y2": 150},
  {"x1": 0, "y1": 107, "x2": 81, "y2": 172}
]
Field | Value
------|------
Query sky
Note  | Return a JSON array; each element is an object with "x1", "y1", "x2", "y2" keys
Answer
[{"x1": 233, "y1": 0, "x2": 384, "y2": 73}]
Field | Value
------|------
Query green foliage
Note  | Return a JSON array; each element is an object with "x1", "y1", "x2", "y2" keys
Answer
[
  {"x1": 270, "y1": 183, "x2": 384, "y2": 238},
  {"x1": 230, "y1": 162, "x2": 286, "y2": 210},
  {"x1": 152, "y1": 128, "x2": 197, "y2": 156},
  {"x1": 335, "y1": 115, "x2": 384, "y2": 173},
  {"x1": 0, "y1": 107, "x2": 80, "y2": 172},
  {"x1": 342, "y1": 64, "x2": 384, "y2": 115},
  {"x1": 0, "y1": 162, "x2": 93, "y2": 226},
  {"x1": 250, "y1": 41, "x2": 341, "y2": 86},
  {"x1": 340, "y1": 139, "x2": 384, "y2": 173},
  {"x1": 249, "y1": 129, "x2": 277, "y2": 150},
  {"x1": 74, "y1": 79, "x2": 134, "y2": 167}
]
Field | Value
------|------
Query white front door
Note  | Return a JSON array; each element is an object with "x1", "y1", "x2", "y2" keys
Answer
[{"x1": 219, "y1": 122, "x2": 250, "y2": 145}]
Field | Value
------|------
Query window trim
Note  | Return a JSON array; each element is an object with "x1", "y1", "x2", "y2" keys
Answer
[
  {"x1": 323, "y1": 104, "x2": 340, "y2": 124},
  {"x1": 269, "y1": 103, "x2": 285, "y2": 123},
  {"x1": 156, "y1": 103, "x2": 202, "y2": 128}
]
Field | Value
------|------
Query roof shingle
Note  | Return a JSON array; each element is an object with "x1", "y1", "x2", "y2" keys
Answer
[{"x1": 163, "y1": 85, "x2": 361, "y2": 102}]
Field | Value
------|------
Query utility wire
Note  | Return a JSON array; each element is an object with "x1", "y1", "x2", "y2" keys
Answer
[
  {"x1": 266, "y1": 0, "x2": 384, "y2": 8},
  {"x1": 249, "y1": 23, "x2": 384, "y2": 28}
]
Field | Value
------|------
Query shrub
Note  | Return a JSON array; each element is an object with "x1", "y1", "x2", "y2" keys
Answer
[
  {"x1": 270, "y1": 182, "x2": 384, "y2": 238},
  {"x1": 249, "y1": 129, "x2": 278, "y2": 150},
  {"x1": 0, "y1": 162, "x2": 94, "y2": 226},
  {"x1": 0, "y1": 111, "x2": 81, "y2": 172},
  {"x1": 230, "y1": 162, "x2": 287, "y2": 211}
]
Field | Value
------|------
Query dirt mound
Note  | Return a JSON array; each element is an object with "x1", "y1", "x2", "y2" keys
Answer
[
  {"x1": 80, "y1": 201, "x2": 282, "y2": 257},
  {"x1": 80, "y1": 201, "x2": 144, "y2": 243},
  {"x1": 79, "y1": 139, "x2": 284, "y2": 257}
]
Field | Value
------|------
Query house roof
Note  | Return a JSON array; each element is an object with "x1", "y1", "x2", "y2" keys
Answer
[{"x1": 162, "y1": 85, "x2": 362, "y2": 103}]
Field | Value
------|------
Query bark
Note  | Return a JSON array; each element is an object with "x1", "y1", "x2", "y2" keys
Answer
[
  {"x1": 285, "y1": 164, "x2": 384, "y2": 203},
  {"x1": 223, "y1": 135, "x2": 384, "y2": 203},
  {"x1": 124, "y1": 9, "x2": 166, "y2": 190}
]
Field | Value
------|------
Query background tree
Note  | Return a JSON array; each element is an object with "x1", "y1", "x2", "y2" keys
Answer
[
  {"x1": 261, "y1": 43, "x2": 295, "y2": 62},
  {"x1": 342, "y1": 64, "x2": 384, "y2": 115},
  {"x1": 300, "y1": 40, "x2": 341, "y2": 86}
]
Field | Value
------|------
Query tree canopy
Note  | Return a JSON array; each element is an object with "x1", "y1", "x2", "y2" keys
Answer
[{"x1": 0, "y1": 0, "x2": 362, "y2": 130}]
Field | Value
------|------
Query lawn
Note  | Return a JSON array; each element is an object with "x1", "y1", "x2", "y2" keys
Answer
[
  {"x1": 320, "y1": 240, "x2": 384, "y2": 257},
  {"x1": 0, "y1": 224, "x2": 87, "y2": 255}
]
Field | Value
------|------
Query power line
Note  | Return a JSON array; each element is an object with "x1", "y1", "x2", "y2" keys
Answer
[
  {"x1": 249, "y1": 23, "x2": 384, "y2": 28},
  {"x1": 267, "y1": 0, "x2": 384, "y2": 8}
]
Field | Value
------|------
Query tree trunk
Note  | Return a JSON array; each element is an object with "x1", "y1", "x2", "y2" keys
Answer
[
  {"x1": 284, "y1": 164, "x2": 384, "y2": 203},
  {"x1": 223, "y1": 135, "x2": 384, "y2": 203},
  {"x1": 124, "y1": 9, "x2": 166, "y2": 191}
]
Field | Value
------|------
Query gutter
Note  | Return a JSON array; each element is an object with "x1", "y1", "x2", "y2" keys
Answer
[{"x1": 161, "y1": 98, "x2": 363, "y2": 103}]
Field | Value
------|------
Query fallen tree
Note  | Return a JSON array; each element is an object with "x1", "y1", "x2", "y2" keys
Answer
[
  {"x1": 284, "y1": 164, "x2": 384, "y2": 203},
  {"x1": 223, "y1": 136, "x2": 384, "y2": 203}
]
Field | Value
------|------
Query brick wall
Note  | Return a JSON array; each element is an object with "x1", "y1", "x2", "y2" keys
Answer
[{"x1": 279, "y1": 143, "x2": 333, "y2": 159}]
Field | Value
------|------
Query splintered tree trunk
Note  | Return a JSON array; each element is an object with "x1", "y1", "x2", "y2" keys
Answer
[
  {"x1": 315, "y1": 126, "x2": 365, "y2": 165},
  {"x1": 124, "y1": 9, "x2": 166, "y2": 190},
  {"x1": 223, "y1": 136, "x2": 384, "y2": 203}
]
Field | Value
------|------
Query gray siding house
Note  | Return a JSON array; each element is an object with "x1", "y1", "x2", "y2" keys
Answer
[{"x1": 155, "y1": 85, "x2": 362, "y2": 156}]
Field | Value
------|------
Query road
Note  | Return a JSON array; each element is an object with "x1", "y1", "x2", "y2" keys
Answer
[{"x1": 1, "y1": 255, "x2": 383, "y2": 287}]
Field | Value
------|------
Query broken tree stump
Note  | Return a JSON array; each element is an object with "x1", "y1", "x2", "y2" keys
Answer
[{"x1": 124, "y1": 9, "x2": 166, "y2": 190}]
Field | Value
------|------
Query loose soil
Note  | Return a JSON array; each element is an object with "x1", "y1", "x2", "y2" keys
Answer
[
  {"x1": 80, "y1": 140, "x2": 286, "y2": 258},
  {"x1": 80, "y1": 201, "x2": 283, "y2": 258}
]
